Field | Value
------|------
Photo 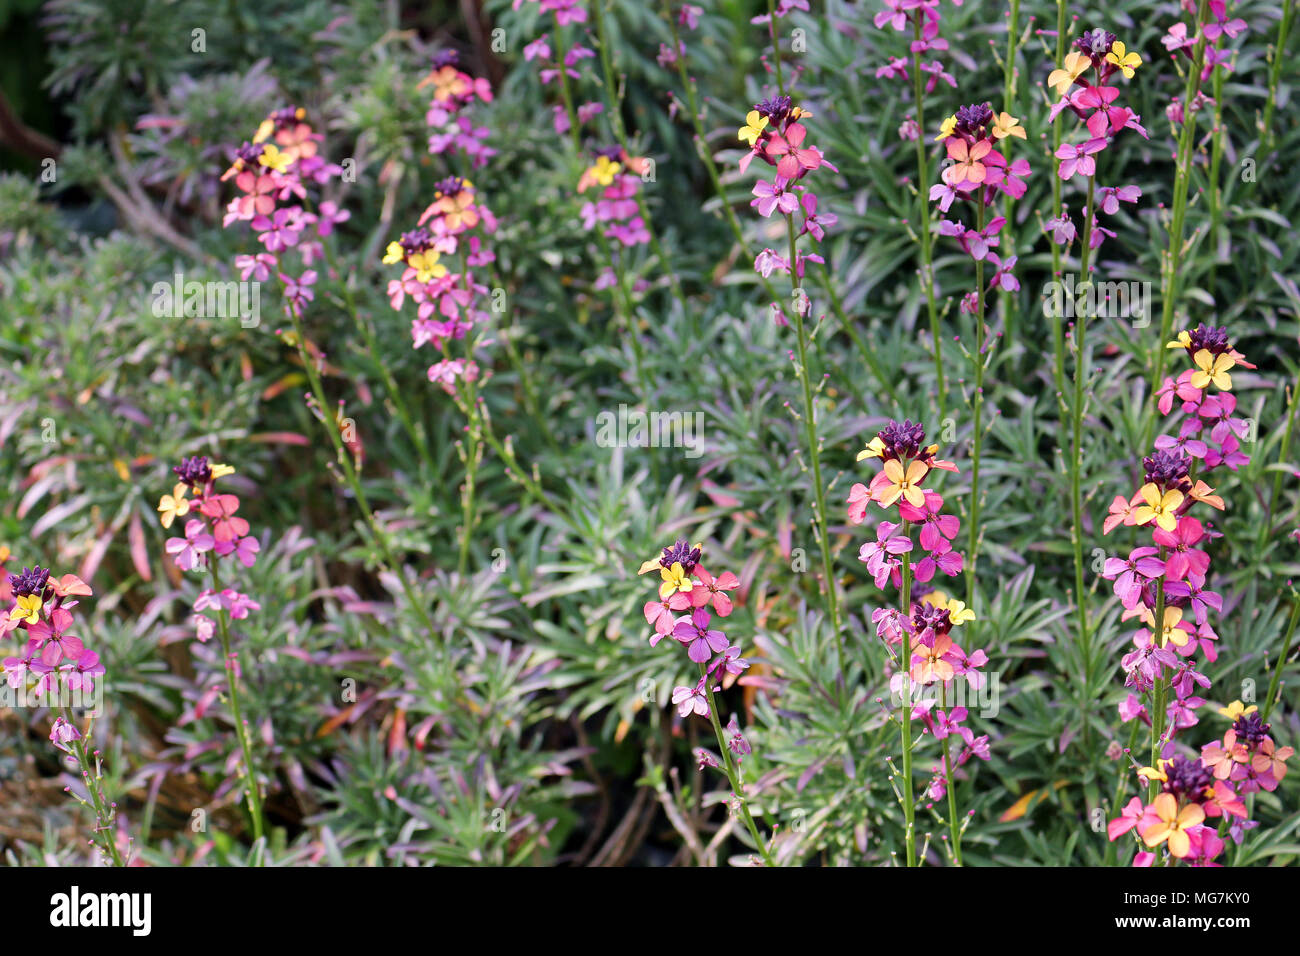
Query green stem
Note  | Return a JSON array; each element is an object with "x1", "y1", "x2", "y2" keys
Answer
[
  {"x1": 899, "y1": 538, "x2": 916, "y2": 866},
  {"x1": 1070, "y1": 173, "x2": 1097, "y2": 754},
  {"x1": 700, "y1": 664, "x2": 777, "y2": 866},
  {"x1": 1261, "y1": 381, "x2": 1299, "y2": 549},
  {"x1": 1148, "y1": 575, "x2": 1168, "y2": 802},
  {"x1": 786, "y1": 212, "x2": 843, "y2": 674},
  {"x1": 1263, "y1": 594, "x2": 1300, "y2": 722},
  {"x1": 1048, "y1": 0, "x2": 1067, "y2": 398},
  {"x1": 940, "y1": 682, "x2": 962, "y2": 864},
  {"x1": 911, "y1": 13, "x2": 945, "y2": 413},
  {"x1": 1150, "y1": 0, "x2": 1213, "y2": 426},
  {"x1": 208, "y1": 560, "x2": 265, "y2": 845},
  {"x1": 64, "y1": 713, "x2": 127, "y2": 867},
  {"x1": 590, "y1": 0, "x2": 689, "y2": 313},
  {"x1": 999, "y1": 0, "x2": 1022, "y2": 348},
  {"x1": 1260, "y1": 0, "x2": 1296, "y2": 164},
  {"x1": 286, "y1": 307, "x2": 440, "y2": 642},
  {"x1": 965, "y1": 196, "x2": 987, "y2": 610}
]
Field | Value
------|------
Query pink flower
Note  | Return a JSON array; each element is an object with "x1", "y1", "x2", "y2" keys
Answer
[
  {"x1": 166, "y1": 518, "x2": 216, "y2": 571},
  {"x1": 672, "y1": 607, "x2": 729, "y2": 663},
  {"x1": 672, "y1": 681, "x2": 710, "y2": 718},
  {"x1": 1055, "y1": 139, "x2": 1106, "y2": 181}
]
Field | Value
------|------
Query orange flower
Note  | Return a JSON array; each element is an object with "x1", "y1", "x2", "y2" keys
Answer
[
  {"x1": 1140, "y1": 793, "x2": 1204, "y2": 858},
  {"x1": 878, "y1": 459, "x2": 929, "y2": 508}
]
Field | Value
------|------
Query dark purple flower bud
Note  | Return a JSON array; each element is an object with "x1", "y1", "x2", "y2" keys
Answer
[
  {"x1": 911, "y1": 601, "x2": 952, "y2": 639},
  {"x1": 1161, "y1": 753, "x2": 1214, "y2": 801},
  {"x1": 1232, "y1": 712, "x2": 1271, "y2": 746},
  {"x1": 1142, "y1": 450, "x2": 1191, "y2": 493},
  {"x1": 270, "y1": 106, "x2": 304, "y2": 129},
  {"x1": 754, "y1": 95, "x2": 794, "y2": 125},
  {"x1": 1075, "y1": 28, "x2": 1117, "y2": 59},
  {"x1": 953, "y1": 102, "x2": 994, "y2": 136},
  {"x1": 592, "y1": 145, "x2": 624, "y2": 162},
  {"x1": 8, "y1": 566, "x2": 50, "y2": 598},
  {"x1": 660, "y1": 539, "x2": 702, "y2": 575},
  {"x1": 433, "y1": 176, "x2": 469, "y2": 198},
  {"x1": 1187, "y1": 324, "x2": 1231, "y2": 355},
  {"x1": 878, "y1": 419, "x2": 927, "y2": 460},
  {"x1": 431, "y1": 50, "x2": 460, "y2": 69},
  {"x1": 399, "y1": 228, "x2": 434, "y2": 254},
  {"x1": 234, "y1": 142, "x2": 265, "y2": 166},
  {"x1": 173, "y1": 456, "x2": 213, "y2": 488}
]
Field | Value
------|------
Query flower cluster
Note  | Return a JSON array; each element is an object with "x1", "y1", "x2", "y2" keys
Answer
[
  {"x1": 382, "y1": 177, "x2": 498, "y2": 394},
  {"x1": 577, "y1": 146, "x2": 652, "y2": 249},
  {"x1": 2, "y1": 565, "x2": 101, "y2": 702},
  {"x1": 1045, "y1": 29, "x2": 1147, "y2": 250},
  {"x1": 848, "y1": 421, "x2": 992, "y2": 774},
  {"x1": 157, "y1": 456, "x2": 262, "y2": 642},
  {"x1": 520, "y1": 8, "x2": 602, "y2": 137},
  {"x1": 929, "y1": 102, "x2": 1031, "y2": 275},
  {"x1": 1105, "y1": 327, "x2": 1289, "y2": 864},
  {"x1": 637, "y1": 540, "x2": 747, "y2": 730},
  {"x1": 872, "y1": 0, "x2": 958, "y2": 138},
  {"x1": 420, "y1": 50, "x2": 496, "y2": 167},
  {"x1": 222, "y1": 106, "x2": 347, "y2": 317},
  {"x1": 1162, "y1": 0, "x2": 1247, "y2": 101},
  {"x1": 738, "y1": 95, "x2": 837, "y2": 296}
]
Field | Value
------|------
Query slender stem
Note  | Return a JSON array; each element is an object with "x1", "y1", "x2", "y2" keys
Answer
[
  {"x1": 319, "y1": 236, "x2": 430, "y2": 472},
  {"x1": 1048, "y1": 0, "x2": 1068, "y2": 397},
  {"x1": 911, "y1": 13, "x2": 945, "y2": 413},
  {"x1": 1150, "y1": 0, "x2": 1213, "y2": 420},
  {"x1": 1102, "y1": 718, "x2": 1142, "y2": 866},
  {"x1": 209, "y1": 560, "x2": 265, "y2": 844},
  {"x1": 786, "y1": 213, "x2": 843, "y2": 673},
  {"x1": 1260, "y1": 0, "x2": 1296, "y2": 164},
  {"x1": 1261, "y1": 381, "x2": 1299, "y2": 549},
  {"x1": 1148, "y1": 574, "x2": 1168, "y2": 802},
  {"x1": 64, "y1": 714, "x2": 127, "y2": 867},
  {"x1": 590, "y1": 0, "x2": 689, "y2": 313},
  {"x1": 899, "y1": 537, "x2": 916, "y2": 866},
  {"x1": 965, "y1": 196, "x2": 988, "y2": 610},
  {"x1": 701, "y1": 664, "x2": 776, "y2": 866},
  {"x1": 999, "y1": 0, "x2": 1022, "y2": 347},
  {"x1": 1262, "y1": 594, "x2": 1300, "y2": 722},
  {"x1": 286, "y1": 307, "x2": 441, "y2": 642},
  {"x1": 940, "y1": 682, "x2": 962, "y2": 864},
  {"x1": 1070, "y1": 174, "x2": 1097, "y2": 738}
]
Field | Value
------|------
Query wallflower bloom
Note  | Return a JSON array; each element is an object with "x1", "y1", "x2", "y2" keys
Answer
[
  {"x1": 1190, "y1": 349, "x2": 1234, "y2": 391},
  {"x1": 1131, "y1": 483, "x2": 1183, "y2": 533},
  {"x1": 1105, "y1": 41, "x2": 1142, "y2": 78},
  {"x1": 879, "y1": 459, "x2": 929, "y2": 508},
  {"x1": 1140, "y1": 793, "x2": 1204, "y2": 858},
  {"x1": 1047, "y1": 51, "x2": 1089, "y2": 97}
]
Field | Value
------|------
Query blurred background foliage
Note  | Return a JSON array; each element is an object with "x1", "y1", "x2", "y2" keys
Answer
[{"x1": 0, "y1": 0, "x2": 1298, "y2": 865}]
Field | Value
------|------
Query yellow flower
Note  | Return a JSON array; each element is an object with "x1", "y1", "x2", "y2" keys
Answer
[
  {"x1": 1132, "y1": 483, "x2": 1184, "y2": 533},
  {"x1": 157, "y1": 483, "x2": 191, "y2": 529},
  {"x1": 1218, "y1": 700, "x2": 1258, "y2": 720},
  {"x1": 1105, "y1": 41, "x2": 1142, "y2": 79},
  {"x1": 879, "y1": 459, "x2": 929, "y2": 508},
  {"x1": 923, "y1": 591, "x2": 975, "y2": 626},
  {"x1": 1190, "y1": 349, "x2": 1234, "y2": 391},
  {"x1": 1141, "y1": 793, "x2": 1204, "y2": 858},
  {"x1": 1137, "y1": 759, "x2": 1170, "y2": 784},
  {"x1": 738, "y1": 110, "x2": 769, "y2": 147},
  {"x1": 253, "y1": 118, "x2": 275, "y2": 144},
  {"x1": 409, "y1": 250, "x2": 447, "y2": 283},
  {"x1": 12, "y1": 593, "x2": 42, "y2": 625},
  {"x1": 588, "y1": 155, "x2": 621, "y2": 187},
  {"x1": 210, "y1": 463, "x2": 235, "y2": 480},
  {"x1": 383, "y1": 241, "x2": 406, "y2": 266},
  {"x1": 1047, "y1": 51, "x2": 1089, "y2": 98},
  {"x1": 257, "y1": 143, "x2": 290, "y2": 173},
  {"x1": 1152, "y1": 606, "x2": 1187, "y2": 648},
  {"x1": 856, "y1": 436, "x2": 886, "y2": 461},
  {"x1": 658, "y1": 562, "x2": 693, "y2": 600},
  {"x1": 991, "y1": 111, "x2": 1025, "y2": 140},
  {"x1": 1165, "y1": 330, "x2": 1192, "y2": 350},
  {"x1": 934, "y1": 115, "x2": 957, "y2": 142}
]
